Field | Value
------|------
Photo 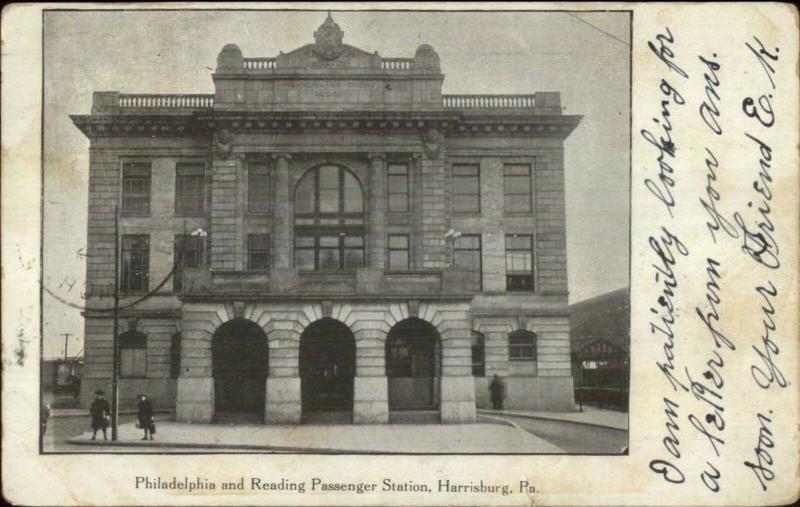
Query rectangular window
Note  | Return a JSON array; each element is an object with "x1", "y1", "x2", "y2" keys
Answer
[
  {"x1": 121, "y1": 162, "x2": 151, "y2": 215},
  {"x1": 170, "y1": 333, "x2": 181, "y2": 379},
  {"x1": 387, "y1": 163, "x2": 410, "y2": 213},
  {"x1": 175, "y1": 163, "x2": 206, "y2": 215},
  {"x1": 388, "y1": 234, "x2": 410, "y2": 271},
  {"x1": 506, "y1": 234, "x2": 535, "y2": 291},
  {"x1": 294, "y1": 234, "x2": 364, "y2": 271},
  {"x1": 121, "y1": 235, "x2": 149, "y2": 293},
  {"x1": 247, "y1": 234, "x2": 270, "y2": 271},
  {"x1": 471, "y1": 333, "x2": 485, "y2": 377},
  {"x1": 120, "y1": 332, "x2": 147, "y2": 378},
  {"x1": 504, "y1": 164, "x2": 533, "y2": 213},
  {"x1": 295, "y1": 236, "x2": 316, "y2": 271},
  {"x1": 248, "y1": 162, "x2": 270, "y2": 213},
  {"x1": 173, "y1": 235, "x2": 203, "y2": 291},
  {"x1": 452, "y1": 164, "x2": 480, "y2": 213},
  {"x1": 509, "y1": 331, "x2": 537, "y2": 361},
  {"x1": 452, "y1": 234, "x2": 482, "y2": 291}
]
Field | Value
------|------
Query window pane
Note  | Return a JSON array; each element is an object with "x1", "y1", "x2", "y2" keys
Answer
[
  {"x1": 344, "y1": 248, "x2": 364, "y2": 269},
  {"x1": 389, "y1": 235, "x2": 409, "y2": 249},
  {"x1": 319, "y1": 247, "x2": 339, "y2": 269},
  {"x1": 249, "y1": 166, "x2": 270, "y2": 213},
  {"x1": 319, "y1": 188, "x2": 339, "y2": 213},
  {"x1": 319, "y1": 166, "x2": 339, "y2": 189},
  {"x1": 295, "y1": 248, "x2": 315, "y2": 270},
  {"x1": 452, "y1": 164, "x2": 478, "y2": 176},
  {"x1": 454, "y1": 235, "x2": 480, "y2": 250},
  {"x1": 388, "y1": 194, "x2": 408, "y2": 213},
  {"x1": 505, "y1": 195, "x2": 532, "y2": 213},
  {"x1": 453, "y1": 177, "x2": 479, "y2": 195},
  {"x1": 319, "y1": 236, "x2": 339, "y2": 247},
  {"x1": 506, "y1": 251, "x2": 532, "y2": 272},
  {"x1": 389, "y1": 250, "x2": 409, "y2": 271},
  {"x1": 453, "y1": 195, "x2": 480, "y2": 213},
  {"x1": 296, "y1": 236, "x2": 315, "y2": 248},
  {"x1": 342, "y1": 171, "x2": 363, "y2": 213},
  {"x1": 295, "y1": 175, "x2": 315, "y2": 213},
  {"x1": 506, "y1": 235, "x2": 533, "y2": 249},
  {"x1": 388, "y1": 164, "x2": 408, "y2": 176},
  {"x1": 343, "y1": 235, "x2": 363, "y2": 247},
  {"x1": 504, "y1": 164, "x2": 530, "y2": 176}
]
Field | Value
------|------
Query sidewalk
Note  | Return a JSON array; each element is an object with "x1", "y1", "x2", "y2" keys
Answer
[
  {"x1": 478, "y1": 405, "x2": 628, "y2": 431},
  {"x1": 67, "y1": 419, "x2": 564, "y2": 453}
]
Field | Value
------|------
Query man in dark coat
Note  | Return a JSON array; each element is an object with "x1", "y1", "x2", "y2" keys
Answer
[
  {"x1": 89, "y1": 390, "x2": 110, "y2": 440},
  {"x1": 489, "y1": 374, "x2": 506, "y2": 410},
  {"x1": 137, "y1": 394, "x2": 155, "y2": 441}
]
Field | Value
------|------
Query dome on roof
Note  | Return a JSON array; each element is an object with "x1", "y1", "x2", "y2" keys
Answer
[
  {"x1": 413, "y1": 44, "x2": 440, "y2": 71},
  {"x1": 217, "y1": 44, "x2": 243, "y2": 72}
]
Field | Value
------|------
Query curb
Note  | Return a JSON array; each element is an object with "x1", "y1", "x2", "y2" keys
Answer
[
  {"x1": 65, "y1": 438, "x2": 393, "y2": 454},
  {"x1": 477, "y1": 410, "x2": 628, "y2": 431}
]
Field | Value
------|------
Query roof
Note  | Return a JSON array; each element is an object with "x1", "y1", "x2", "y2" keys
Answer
[{"x1": 570, "y1": 287, "x2": 629, "y2": 354}]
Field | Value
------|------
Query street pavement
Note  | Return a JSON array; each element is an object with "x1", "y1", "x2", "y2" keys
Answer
[{"x1": 44, "y1": 407, "x2": 628, "y2": 454}]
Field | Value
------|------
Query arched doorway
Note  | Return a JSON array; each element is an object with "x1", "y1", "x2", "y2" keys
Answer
[
  {"x1": 299, "y1": 319, "x2": 356, "y2": 422},
  {"x1": 212, "y1": 319, "x2": 268, "y2": 422},
  {"x1": 386, "y1": 318, "x2": 441, "y2": 411}
]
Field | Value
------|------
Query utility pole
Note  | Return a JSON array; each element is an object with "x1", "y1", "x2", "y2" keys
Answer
[
  {"x1": 111, "y1": 205, "x2": 120, "y2": 441},
  {"x1": 61, "y1": 332, "x2": 72, "y2": 363}
]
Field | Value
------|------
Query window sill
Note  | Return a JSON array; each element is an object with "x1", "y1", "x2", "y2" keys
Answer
[
  {"x1": 119, "y1": 375, "x2": 147, "y2": 379},
  {"x1": 120, "y1": 213, "x2": 151, "y2": 218},
  {"x1": 503, "y1": 212, "x2": 535, "y2": 217},
  {"x1": 509, "y1": 358, "x2": 537, "y2": 363},
  {"x1": 174, "y1": 212, "x2": 208, "y2": 218}
]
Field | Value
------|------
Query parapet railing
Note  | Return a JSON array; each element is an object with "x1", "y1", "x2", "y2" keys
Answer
[
  {"x1": 442, "y1": 94, "x2": 536, "y2": 109},
  {"x1": 118, "y1": 94, "x2": 215, "y2": 109},
  {"x1": 244, "y1": 57, "x2": 276, "y2": 70},
  {"x1": 381, "y1": 58, "x2": 414, "y2": 70}
]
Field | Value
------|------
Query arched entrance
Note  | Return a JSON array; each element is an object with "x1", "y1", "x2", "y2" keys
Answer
[
  {"x1": 212, "y1": 319, "x2": 268, "y2": 422},
  {"x1": 386, "y1": 318, "x2": 441, "y2": 411},
  {"x1": 299, "y1": 319, "x2": 356, "y2": 422}
]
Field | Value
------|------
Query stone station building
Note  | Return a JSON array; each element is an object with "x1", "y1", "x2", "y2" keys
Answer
[{"x1": 71, "y1": 15, "x2": 581, "y2": 424}]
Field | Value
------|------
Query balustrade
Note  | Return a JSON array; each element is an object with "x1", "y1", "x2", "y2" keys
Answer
[
  {"x1": 118, "y1": 94, "x2": 214, "y2": 109},
  {"x1": 442, "y1": 94, "x2": 536, "y2": 109}
]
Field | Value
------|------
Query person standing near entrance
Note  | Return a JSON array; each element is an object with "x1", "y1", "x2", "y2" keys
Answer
[
  {"x1": 489, "y1": 374, "x2": 506, "y2": 410},
  {"x1": 89, "y1": 390, "x2": 110, "y2": 440},
  {"x1": 137, "y1": 394, "x2": 155, "y2": 441}
]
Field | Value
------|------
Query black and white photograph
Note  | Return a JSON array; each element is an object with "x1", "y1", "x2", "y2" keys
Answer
[
  {"x1": 39, "y1": 9, "x2": 631, "y2": 455},
  {"x1": 4, "y1": 3, "x2": 800, "y2": 506}
]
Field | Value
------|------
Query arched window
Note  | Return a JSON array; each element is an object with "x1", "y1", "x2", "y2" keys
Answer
[
  {"x1": 119, "y1": 331, "x2": 147, "y2": 378},
  {"x1": 508, "y1": 330, "x2": 537, "y2": 362},
  {"x1": 294, "y1": 165, "x2": 365, "y2": 271}
]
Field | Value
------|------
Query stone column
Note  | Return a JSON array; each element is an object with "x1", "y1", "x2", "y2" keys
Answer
[
  {"x1": 367, "y1": 153, "x2": 386, "y2": 270},
  {"x1": 439, "y1": 325, "x2": 477, "y2": 423},
  {"x1": 270, "y1": 154, "x2": 298, "y2": 292},
  {"x1": 420, "y1": 152, "x2": 447, "y2": 270},
  {"x1": 176, "y1": 306, "x2": 215, "y2": 423},
  {"x1": 264, "y1": 327, "x2": 301, "y2": 423},
  {"x1": 353, "y1": 330, "x2": 389, "y2": 424}
]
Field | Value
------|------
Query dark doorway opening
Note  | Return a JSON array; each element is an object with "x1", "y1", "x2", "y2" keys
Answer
[
  {"x1": 386, "y1": 318, "x2": 441, "y2": 411},
  {"x1": 300, "y1": 319, "x2": 355, "y2": 422},
  {"x1": 212, "y1": 319, "x2": 268, "y2": 423}
]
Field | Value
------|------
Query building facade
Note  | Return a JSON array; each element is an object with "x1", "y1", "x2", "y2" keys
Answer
[{"x1": 71, "y1": 15, "x2": 581, "y2": 424}]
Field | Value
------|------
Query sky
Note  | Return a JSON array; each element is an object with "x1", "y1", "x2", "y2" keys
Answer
[{"x1": 42, "y1": 9, "x2": 630, "y2": 358}]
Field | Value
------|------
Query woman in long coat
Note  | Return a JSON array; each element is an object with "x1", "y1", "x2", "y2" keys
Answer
[
  {"x1": 89, "y1": 390, "x2": 110, "y2": 440},
  {"x1": 137, "y1": 394, "x2": 155, "y2": 441}
]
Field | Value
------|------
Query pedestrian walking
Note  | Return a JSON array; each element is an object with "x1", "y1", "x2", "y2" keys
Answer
[
  {"x1": 137, "y1": 394, "x2": 155, "y2": 441},
  {"x1": 89, "y1": 389, "x2": 110, "y2": 440},
  {"x1": 41, "y1": 401, "x2": 51, "y2": 437},
  {"x1": 489, "y1": 374, "x2": 506, "y2": 410}
]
